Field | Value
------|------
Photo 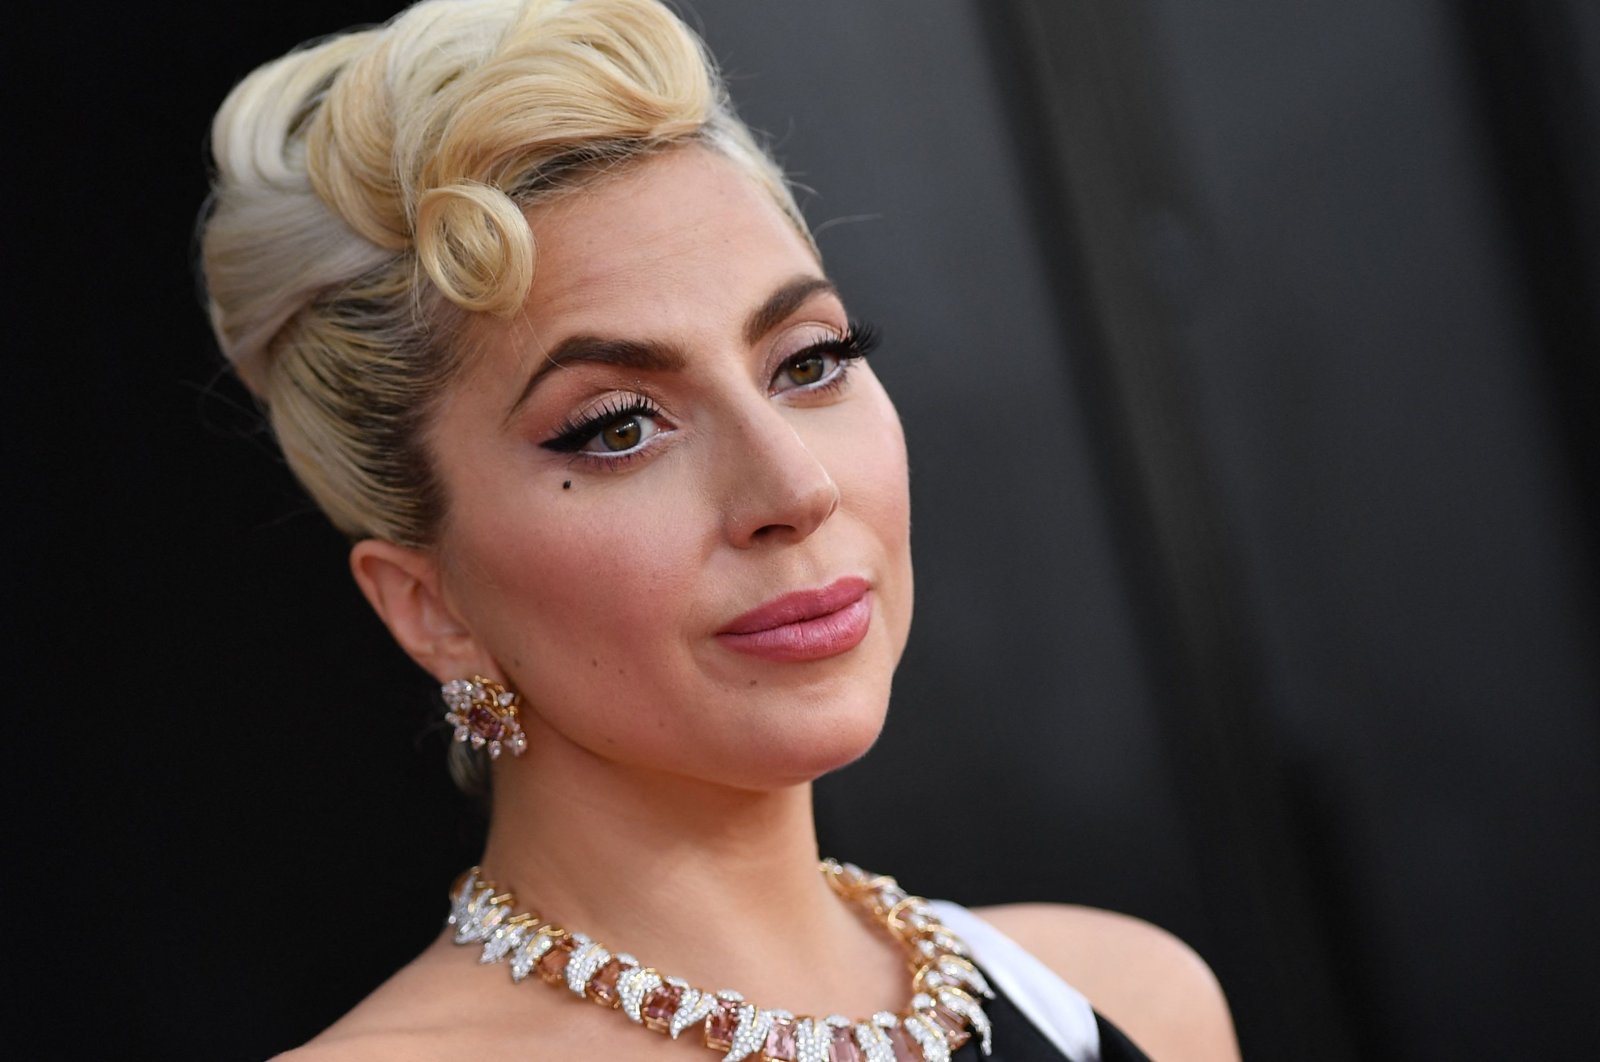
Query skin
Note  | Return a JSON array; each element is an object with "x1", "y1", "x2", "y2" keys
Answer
[{"x1": 287, "y1": 147, "x2": 1239, "y2": 1061}]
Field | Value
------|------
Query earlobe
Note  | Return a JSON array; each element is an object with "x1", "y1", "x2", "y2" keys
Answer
[{"x1": 349, "y1": 539, "x2": 482, "y2": 682}]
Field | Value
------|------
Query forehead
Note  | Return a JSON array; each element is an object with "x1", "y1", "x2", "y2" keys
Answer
[{"x1": 509, "y1": 146, "x2": 820, "y2": 342}]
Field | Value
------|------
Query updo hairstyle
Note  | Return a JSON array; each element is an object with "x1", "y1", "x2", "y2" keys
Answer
[{"x1": 201, "y1": 0, "x2": 811, "y2": 549}]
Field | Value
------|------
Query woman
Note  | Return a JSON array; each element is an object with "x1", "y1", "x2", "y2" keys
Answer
[{"x1": 201, "y1": 1, "x2": 1239, "y2": 1058}]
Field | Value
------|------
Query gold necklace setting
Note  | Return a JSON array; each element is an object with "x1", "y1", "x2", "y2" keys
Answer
[{"x1": 447, "y1": 860, "x2": 995, "y2": 1061}]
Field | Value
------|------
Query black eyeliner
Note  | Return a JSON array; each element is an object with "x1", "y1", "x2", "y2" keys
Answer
[
  {"x1": 542, "y1": 396, "x2": 662, "y2": 453},
  {"x1": 541, "y1": 322, "x2": 879, "y2": 457}
]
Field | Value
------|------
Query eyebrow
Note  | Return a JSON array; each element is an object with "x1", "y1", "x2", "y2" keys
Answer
[
  {"x1": 504, "y1": 274, "x2": 840, "y2": 421},
  {"x1": 743, "y1": 275, "x2": 838, "y2": 346}
]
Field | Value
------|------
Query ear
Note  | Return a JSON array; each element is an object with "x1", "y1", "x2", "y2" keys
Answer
[{"x1": 349, "y1": 539, "x2": 484, "y2": 683}]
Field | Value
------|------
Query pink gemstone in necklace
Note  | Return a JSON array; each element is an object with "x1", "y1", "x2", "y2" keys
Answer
[
  {"x1": 705, "y1": 998, "x2": 742, "y2": 1049},
  {"x1": 828, "y1": 1024, "x2": 864, "y2": 1062},
  {"x1": 587, "y1": 959, "x2": 623, "y2": 1006},
  {"x1": 641, "y1": 983, "x2": 682, "y2": 1030},
  {"x1": 886, "y1": 1024, "x2": 918, "y2": 1059},
  {"x1": 765, "y1": 1015, "x2": 798, "y2": 1060},
  {"x1": 535, "y1": 942, "x2": 571, "y2": 983}
]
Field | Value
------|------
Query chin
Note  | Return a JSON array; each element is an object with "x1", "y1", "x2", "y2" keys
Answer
[{"x1": 729, "y1": 690, "x2": 891, "y2": 791}]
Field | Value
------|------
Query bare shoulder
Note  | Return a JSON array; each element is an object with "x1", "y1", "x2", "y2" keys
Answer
[
  {"x1": 973, "y1": 903, "x2": 1240, "y2": 1062},
  {"x1": 270, "y1": 1033, "x2": 431, "y2": 1062},
  {"x1": 266, "y1": 936, "x2": 502, "y2": 1062},
  {"x1": 267, "y1": 1001, "x2": 463, "y2": 1062},
  {"x1": 269, "y1": 1016, "x2": 458, "y2": 1062}
]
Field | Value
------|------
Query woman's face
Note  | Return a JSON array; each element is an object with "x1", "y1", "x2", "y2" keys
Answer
[{"x1": 425, "y1": 147, "x2": 912, "y2": 790}]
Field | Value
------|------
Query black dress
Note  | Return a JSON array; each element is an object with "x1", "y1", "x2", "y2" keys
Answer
[
  {"x1": 948, "y1": 977, "x2": 1152, "y2": 1061},
  {"x1": 932, "y1": 901, "x2": 1155, "y2": 1062}
]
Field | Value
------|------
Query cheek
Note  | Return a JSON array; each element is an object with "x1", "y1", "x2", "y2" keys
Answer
[
  {"x1": 823, "y1": 380, "x2": 914, "y2": 634},
  {"x1": 835, "y1": 380, "x2": 911, "y2": 544},
  {"x1": 447, "y1": 476, "x2": 707, "y2": 677}
]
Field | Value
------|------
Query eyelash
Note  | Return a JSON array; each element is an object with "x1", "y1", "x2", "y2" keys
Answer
[
  {"x1": 543, "y1": 395, "x2": 664, "y2": 455},
  {"x1": 540, "y1": 320, "x2": 881, "y2": 463},
  {"x1": 787, "y1": 321, "x2": 880, "y2": 393}
]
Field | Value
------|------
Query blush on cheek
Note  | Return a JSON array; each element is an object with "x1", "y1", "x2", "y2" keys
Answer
[
  {"x1": 470, "y1": 486, "x2": 701, "y2": 658},
  {"x1": 843, "y1": 384, "x2": 909, "y2": 499}
]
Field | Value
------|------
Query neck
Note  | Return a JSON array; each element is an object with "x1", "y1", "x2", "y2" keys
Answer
[{"x1": 477, "y1": 730, "x2": 902, "y2": 1012}]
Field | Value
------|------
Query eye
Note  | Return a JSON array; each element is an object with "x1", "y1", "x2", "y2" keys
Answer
[
  {"x1": 541, "y1": 397, "x2": 666, "y2": 458},
  {"x1": 771, "y1": 322, "x2": 880, "y2": 395},
  {"x1": 777, "y1": 350, "x2": 838, "y2": 390},
  {"x1": 587, "y1": 412, "x2": 657, "y2": 454}
]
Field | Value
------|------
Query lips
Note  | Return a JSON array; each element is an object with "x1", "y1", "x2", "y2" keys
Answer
[{"x1": 717, "y1": 576, "x2": 872, "y2": 662}]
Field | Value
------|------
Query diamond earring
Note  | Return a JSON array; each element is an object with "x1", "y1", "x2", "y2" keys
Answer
[{"x1": 441, "y1": 675, "x2": 528, "y2": 759}]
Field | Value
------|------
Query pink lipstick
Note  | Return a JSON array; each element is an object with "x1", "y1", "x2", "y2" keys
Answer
[{"x1": 717, "y1": 576, "x2": 872, "y2": 662}]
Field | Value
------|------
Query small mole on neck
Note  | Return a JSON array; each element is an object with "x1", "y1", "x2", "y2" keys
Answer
[{"x1": 562, "y1": 480, "x2": 572, "y2": 490}]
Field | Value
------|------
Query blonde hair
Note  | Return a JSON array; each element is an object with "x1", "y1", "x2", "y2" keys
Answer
[{"x1": 201, "y1": 0, "x2": 810, "y2": 549}]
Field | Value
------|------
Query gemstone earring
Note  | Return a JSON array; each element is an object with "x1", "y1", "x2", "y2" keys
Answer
[{"x1": 441, "y1": 675, "x2": 528, "y2": 759}]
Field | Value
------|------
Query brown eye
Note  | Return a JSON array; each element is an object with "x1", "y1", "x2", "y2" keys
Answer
[
  {"x1": 600, "y1": 416, "x2": 643, "y2": 452},
  {"x1": 783, "y1": 353, "x2": 829, "y2": 387},
  {"x1": 544, "y1": 399, "x2": 666, "y2": 460}
]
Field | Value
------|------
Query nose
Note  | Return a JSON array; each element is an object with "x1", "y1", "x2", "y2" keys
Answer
[{"x1": 720, "y1": 404, "x2": 841, "y2": 549}]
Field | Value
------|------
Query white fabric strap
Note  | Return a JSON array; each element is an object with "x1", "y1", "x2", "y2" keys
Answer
[{"x1": 927, "y1": 900, "x2": 1101, "y2": 1062}]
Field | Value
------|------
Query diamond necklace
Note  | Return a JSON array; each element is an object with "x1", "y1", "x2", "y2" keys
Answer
[{"x1": 448, "y1": 859, "x2": 995, "y2": 1062}]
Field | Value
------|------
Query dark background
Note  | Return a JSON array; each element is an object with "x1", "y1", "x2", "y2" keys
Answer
[{"x1": 10, "y1": 1, "x2": 1598, "y2": 1058}]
